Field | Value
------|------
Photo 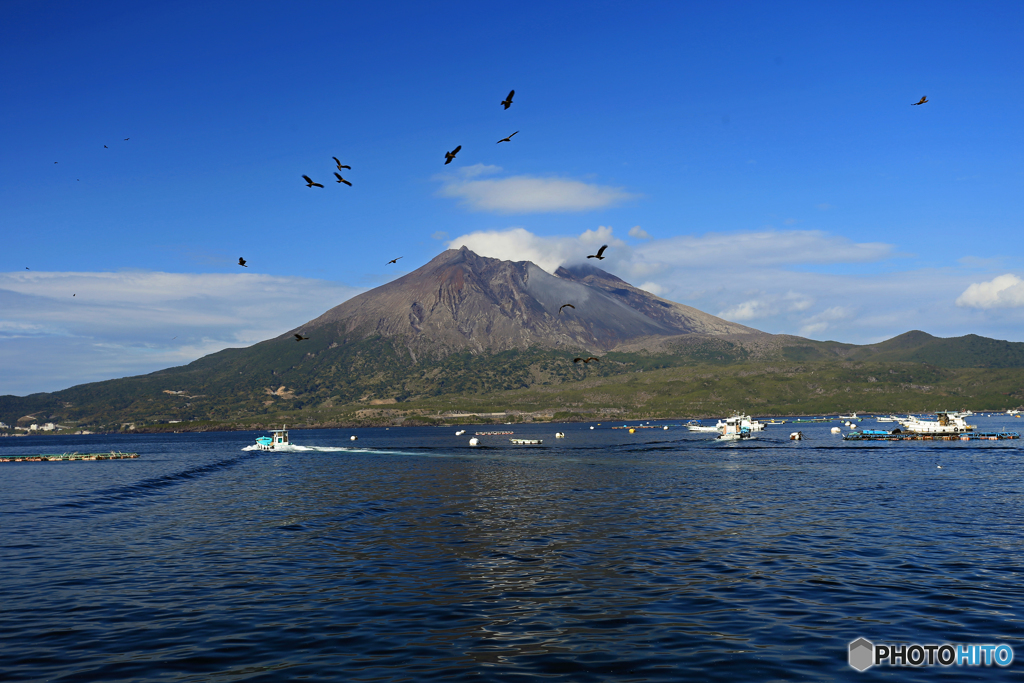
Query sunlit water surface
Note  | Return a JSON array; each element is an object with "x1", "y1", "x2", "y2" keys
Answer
[{"x1": 2, "y1": 418, "x2": 1022, "y2": 681}]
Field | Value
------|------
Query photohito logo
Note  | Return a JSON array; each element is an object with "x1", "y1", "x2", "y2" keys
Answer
[{"x1": 849, "y1": 638, "x2": 1014, "y2": 671}]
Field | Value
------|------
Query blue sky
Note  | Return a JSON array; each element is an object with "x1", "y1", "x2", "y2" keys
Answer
[{"x1": 2, "y1": 1, "x2": 1022, "y2": 395}]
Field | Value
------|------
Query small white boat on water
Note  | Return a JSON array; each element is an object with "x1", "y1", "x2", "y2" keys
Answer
[
  {"x1": 839, "y1": 413, "x2": 862, "y2": 421},
  {"x1": 716, "y1": 416, "x2": 754, "y2": 441},
  {"x1": 896, "y1": 411, "x2": 976, "y2": 435},
  {"x1": 875, "y1": 415, "x2": 898, "y2": 423},
  {"x1": 244, "y1": 426, "x2": 303, "y2": 451}
]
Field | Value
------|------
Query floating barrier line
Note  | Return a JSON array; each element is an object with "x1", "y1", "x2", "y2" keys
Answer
[
  {"x1": 0, "y1": 451, "x2": 140, "y2": 463},
  {"x1": 843, "y1": 432, "x2": 1019, "y2": 442}
]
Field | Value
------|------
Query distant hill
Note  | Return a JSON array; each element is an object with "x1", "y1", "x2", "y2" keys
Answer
[{"x1": 2, "y1": 249, "x2": 1023, "y2": 431}]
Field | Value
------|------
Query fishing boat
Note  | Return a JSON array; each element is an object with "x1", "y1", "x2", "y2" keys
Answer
[
  {"x1": 244, "y1": 426, "x2": 301, "y2": 451},
  {"x1": 686, "y1": 420, "x2": 721, "y2": 433},
  {"x1": 895, "y1": 411, "x2": 976, "y2": 435},
  {"x1": 716, "y1": 414, "x2": 766, "y2": 432},
  {"x1": 716, "y1": 416, "x2": 754, "y2": 441}
]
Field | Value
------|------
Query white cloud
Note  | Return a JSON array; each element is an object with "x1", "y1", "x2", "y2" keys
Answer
[
  {"x1": 431, "y1": 231, "x2": 449, "y2": 240},
  {"x1": 798, "y1": 306, "x2": 853, "y2": 337},
  {"x1": 437, "y1": 166, "x2": 636, "y2": 213},
  {"x1": 638, "y1": 282, "x2": 666, "y2": 296},
  {"x1": 0, "y1": 271, "x2": 362, "y2": 395},
  {"x1": 447, "y1": 226, "x2": 626, "y2": 274},
  {"x1": 956, "y1": 274, "x2": 1024, "y2": 308},
  {"x1": 628, "y1": 225, "x2": 651, "y2": 239},
  {"x1": 632, "y1": 230, "x2": 894, "y2": 267}
]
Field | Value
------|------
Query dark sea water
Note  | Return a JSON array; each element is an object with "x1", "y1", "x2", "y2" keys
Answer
[{"x1": 2, "y1": 417, "x2": 1023, "y2": 681}]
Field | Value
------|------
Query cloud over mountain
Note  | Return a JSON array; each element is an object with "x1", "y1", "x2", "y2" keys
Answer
[{"x1": 437, "y1": 165, "x2": 635, "y2": 213}]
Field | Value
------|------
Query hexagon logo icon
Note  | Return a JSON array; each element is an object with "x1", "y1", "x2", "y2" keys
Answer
[{"x1": 849, "y1": 638, "x2": 874, "y2": 671}]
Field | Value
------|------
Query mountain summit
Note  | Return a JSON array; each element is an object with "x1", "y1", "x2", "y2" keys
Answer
[{"x1": 296, "y1": 246, "x2": 757, "y2": 355}]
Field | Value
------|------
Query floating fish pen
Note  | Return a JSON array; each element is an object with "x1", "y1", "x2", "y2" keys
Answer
[
  {"x1": 843, "y1": 431, "x2": 1019, "y2": 442},
  {"x1": 0, "y1": 451, "x2": 140, "y2": 463},
  {"x1": 611, "y1": 425, "x2": 662, "y2": 430},
  {"x1": 791, "y1": 418, "x2": 834, "y2": 423},
  {"x1": 475, "y1": 431, "x2": 514, "y2": 436},
  {"x1": 509, "y1": 438, "x2": 543, "y2": 445}
]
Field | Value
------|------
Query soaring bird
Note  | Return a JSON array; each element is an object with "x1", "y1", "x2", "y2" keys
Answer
[
  {"x1": 587, "y1": 245, "x2": 608, "y2": 260},
  {"x1": 559, "y1": 303, "x2": 575, "y2": 314},
  {"x1": 501, "y1": 89, "x2": 515, "y2": 109},
  {"x1": 912, "y1": 96, "x2": 928, "y2": 105},
  {"x1": 573, "y1": 357, "x2": 600, "y2": 364},
  {"x1": 444, "y1": 145, "x2": 462, "y2": 165},
  {"x1": 573, "y1": 357, "x2": 585, "y2": 363},
  {"x1": 302, "y1": 175, "x2": 324, "y2": 188},
  {"x1": 294, "y1": 333, "x2": 309, "y2": 342},
  {"x1": 387, "y1": 257, "x2": 403, "y2": 265},
  {"x1": 124, "y1": 138, "x2": 129, "y2": 140},
  {"x1": 332, "y1": 157, "x2": 351, "y2": 170},
  {"x1": 497, "y1": 131, "x2": 519, "y2": 144},
  {"x1": 238, "y1": 257, "x2": 247, "y2": 267},
  {"x1": 104, "y1": 145, "x2": 108, "y2": 148},
  {"x1": 334, "y1": 172, "x2": 352, "y2": 186}
]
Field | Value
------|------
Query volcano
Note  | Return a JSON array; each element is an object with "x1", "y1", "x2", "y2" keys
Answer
[{"x1": 291, "y1": 246, "x2": 760, "y2": 356}]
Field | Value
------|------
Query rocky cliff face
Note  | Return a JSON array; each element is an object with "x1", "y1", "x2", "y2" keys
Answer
[{"x1": 296, "y1": 247, "x2": 759, "y2": 355}]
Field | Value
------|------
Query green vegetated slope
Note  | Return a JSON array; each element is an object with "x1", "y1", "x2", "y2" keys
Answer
[{"x1": 3, "y1": 330, "x2": 1023, "y2": 431}]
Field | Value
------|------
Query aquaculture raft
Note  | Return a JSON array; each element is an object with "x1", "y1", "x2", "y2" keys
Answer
[
  {"x1": 509, "y1": 438, "x2": 543, "y2": 445},
  {"x1": 0, "y1": 451, "x2": 139, "y2": 462},
  {"x1": 843, "y1": 431, "x2": 1019, "y2": 442},
  {"x1": 475, "y1": 431, "x2": 514, "y2": 436}
]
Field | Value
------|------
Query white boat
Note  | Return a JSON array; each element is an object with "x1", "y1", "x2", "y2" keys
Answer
[
  {"x1": 875, "y1": 415, "x2": 898, "y2": 423},
  {"x1": 716, "y1": 416, "x2": 755, "y2": 441},
  {"x1": 244, "y1": 426, "x2": 303, "y2": 451},
  {"x1": 839, "y1": 413, "x2": 862, "y2": 420},
  {"x1": 687, "y1": 421, "x2": 721, "y2": 433},
  {"x1": 895, "y1": 412, "x2": 976, "y2": 435},
  {"x1": 716, "y1": 414, "x2": 766, "y2": 432}
]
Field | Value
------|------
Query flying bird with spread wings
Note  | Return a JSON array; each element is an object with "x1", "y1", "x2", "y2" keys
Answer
[
  {"x1": 302, "y1": 175, "x2": 324, "y2": 188},
  {"x1": 587, "y1": 245, "x2": 608, "y2": 260},
  {"x1": 497, "y1": 131, "x2": 518, "y2": 144},
  {"x1": 501, "y1": 90, "x2": 515, "y2": 109},
  {"x1": 573, "y1": 357, "x2": 601, "y2": 364},
  {"x1": 334, "y1": 173, "x2": 352, "y2": 186},
  {"x1": 444, "y1": 145, "x2": 462, "y2": 165},
  {"x1": 559, "y1": 303, "x2": 575, "y2": 314},
  {"x1": 294, "y1": 334, "x2": 309, "y2": 342},
  {"x1": 238, "y1": 257, "x2": 247, "y2": 267},
  {"x1": 912, "y1": 96, "x2": 928, "y2": 105},
  {"x1": 387, "y1": 257, "x2": 403, "y2": 265},
  {"x1": 332, "y1": 157, "x2": 351, "y2": 170}
]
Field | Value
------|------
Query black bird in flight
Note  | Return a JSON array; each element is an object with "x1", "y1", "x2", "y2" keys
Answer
[
  {"x1": 559, "y1": 303, "x2": 575, "y2": 314},
  {"x1": 302, "y1": 175, "x2": 324, "y2": 188},
  {"x1": 444, "y1": 145, "x2": 462, "y2": 165},
  {"x1": 104, "y1": 145, "x2": 108, "y2": 148},
  {"x1": 387, "y1": 257, "x2": 403, "y2": 265},
  {"x1": 497, "y1": 131, "x2": 519, "y2": 144},
  {"x1": 587, "y1": 245, "x2": 608, "y2": 260},
  {"x1": 912, "y1": 96, "x2": 928, "y2": 105},
  {"x1": 54, "y1": 161, "x2": 58, "y2": 164},
  {"x1": 238, "y1": 257, "x2": 247, "y2": 267},
  {"x1": 573, "y1": 357, "x2": 601, "y2": 364},
  {"x1": 332, "y1": 157, "x2": 351, "y2": 170},
  {"x1": 501, "y1": 89, "x2": 515, "y2": 110},
  {"x1": 334, "y1": 172, "x2": 352, "y2": 186},
  {"x1": 124, "y1": 138, "x2": 130, "y2": 141},
  {"x1": 294, "y1": 333, "x2": 309, "y2": 342}
]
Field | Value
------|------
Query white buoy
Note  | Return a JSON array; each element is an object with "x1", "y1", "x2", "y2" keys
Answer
[
  {"x1": 663, "y1": 426, "x2": 669, "y2": 430},
  {"x1": 350, "y1": 435, "x2": 357, "y2": 441},
  {"x1": 555, "y1": 432, "x2": 565, "y2": 438},
  {"x1": 455, "y1": 429, "x2": 465, "y2": 436},
  {"x1": 590, "y1": 426, "x2": 594, "y2": 430},
  {"x1": 790, "y1": 431, "x2": 803, "y2": 440},
  {"x1": 469, "y1": 437, "x2": 479, "y2": 446},
  {"x1": 831, "y1": 427, "x2": 842, "y2": 434}
]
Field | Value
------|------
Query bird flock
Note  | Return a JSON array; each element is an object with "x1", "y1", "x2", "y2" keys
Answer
[{"x1": 42, "y1": 91, "x2": 932, "y2": 356}]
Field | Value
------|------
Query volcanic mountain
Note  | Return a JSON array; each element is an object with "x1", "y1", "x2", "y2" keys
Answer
[
  {"x1": 4, "y1": 247, "x2": 1024, "y2": 429},
  {"x1": 293, "y1": 246, "x2": 760, "y2": 356}
]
